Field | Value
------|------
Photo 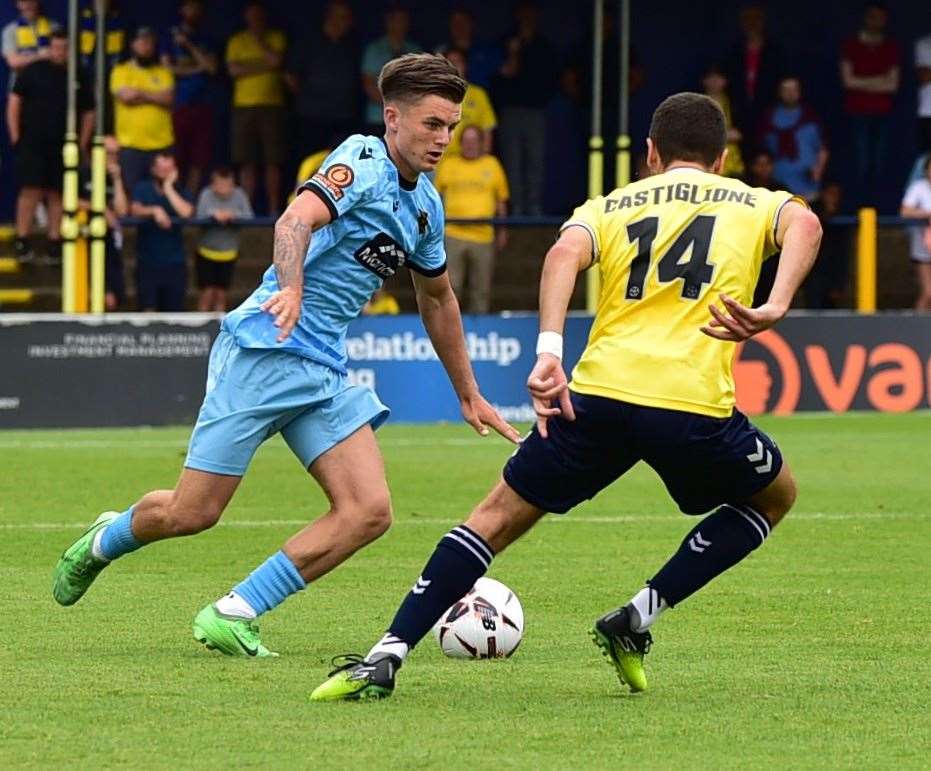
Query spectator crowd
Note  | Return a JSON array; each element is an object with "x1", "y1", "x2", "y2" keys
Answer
[{"x1": 2, "y1": 0, "x2": 931, "y2": 310}]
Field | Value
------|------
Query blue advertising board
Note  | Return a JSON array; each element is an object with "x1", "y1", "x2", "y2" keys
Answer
[{"x1": 344, "y1": 314, "x2": 593, "y2": 424}]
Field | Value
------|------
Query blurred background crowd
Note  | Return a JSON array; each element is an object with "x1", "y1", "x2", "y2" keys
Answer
[{"x1": 1, "y1": 0, "x2": 930, "y2": 312}]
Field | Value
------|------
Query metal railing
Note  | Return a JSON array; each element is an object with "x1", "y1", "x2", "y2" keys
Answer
[{"x1": 47, "y1": 211, "x2": 918, "y2": 314}]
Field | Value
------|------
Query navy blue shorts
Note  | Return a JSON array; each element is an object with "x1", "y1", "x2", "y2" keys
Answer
[
  {"x1": 136, "y1": 262, "x2": 187, "y2": 312},
  {"x1": 503, "y1": 391, "x2": 783, "y2": 516}
]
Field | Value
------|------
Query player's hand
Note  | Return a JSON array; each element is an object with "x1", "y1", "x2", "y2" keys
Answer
[
  {"x1": 261, "y1": 285, "x2": 301, "y2": 342},
  {"x1": 152, "y1": 207, "x2": 172, "y2": 229},
  {"x1": 460, "y1": 392, "x2": 521, "y2": 444},
  {"x1": 526, "y1": 353, "x2": 575, "y2": 439},
  {"x1": 700, "y1": 293, "x2": 787, "y2": 342},
  {"x1": 495, "y1": 228, "x2": 508, "y2": 252}
]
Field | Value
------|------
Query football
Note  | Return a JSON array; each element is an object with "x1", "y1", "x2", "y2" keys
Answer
[{"x1": 432, "y1": 577, "x2": 524, "y2": 659}]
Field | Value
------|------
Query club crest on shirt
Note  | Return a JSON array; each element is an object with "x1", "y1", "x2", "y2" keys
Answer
[
  {"x1": 312, "y1": 163, "x2": 355, "y2": 201},
  {"x1": 354, "y1": 232, "x2": 407, "y2": 279}
]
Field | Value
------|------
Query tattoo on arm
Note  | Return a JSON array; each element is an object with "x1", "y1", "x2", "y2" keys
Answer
[{"x1": 273, "y1": 214, "x2": 311, "y2": 290}]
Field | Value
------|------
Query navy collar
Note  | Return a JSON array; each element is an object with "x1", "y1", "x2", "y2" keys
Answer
[{"x1": 380, "y1": 137, "x2": 417, "y2": 191}]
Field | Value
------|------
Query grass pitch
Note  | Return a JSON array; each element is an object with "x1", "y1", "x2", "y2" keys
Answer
[{"x1": 2, "y1": 413, "x2": 930, "y2": 769}]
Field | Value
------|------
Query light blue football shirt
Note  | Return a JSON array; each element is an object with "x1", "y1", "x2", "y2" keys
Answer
[{"x1": 223, "y1": 135, "x2": 447, "y2": 373}]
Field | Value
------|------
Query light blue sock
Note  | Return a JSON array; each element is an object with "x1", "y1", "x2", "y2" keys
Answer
[
  {"x1": 233, "y1": 551, "x2": 306, "y2": 616},
  {"x1": 98, "y1": 507, "x2": 143, "y2": 561}
]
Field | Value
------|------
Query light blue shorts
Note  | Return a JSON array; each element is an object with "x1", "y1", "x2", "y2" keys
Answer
[{"x1": 185, "y1": 331, "x2": 390, "y2": 476}]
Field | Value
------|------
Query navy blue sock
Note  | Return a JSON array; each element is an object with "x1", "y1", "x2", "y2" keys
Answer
[
  {"x1": 388, "y1": 524, "x2": 494, "y2": 648},
  {"x1": 649, "y1": 504, "x2": 772, "y2": 607}
]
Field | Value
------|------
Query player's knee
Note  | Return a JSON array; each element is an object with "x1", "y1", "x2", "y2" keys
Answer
[
  {"x1": 351, "y1": 489, "x2": 393, "y2": 541},
  {"x1": 164, "y1": 497, "x2": 224, "y2": 536}
]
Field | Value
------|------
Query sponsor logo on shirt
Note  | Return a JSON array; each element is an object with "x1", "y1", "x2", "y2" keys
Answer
[
  {"x1": 354, "y1": 232, "x2": 407, "y2": 279},
  {"x1": 311, "y1": 163, "x2": 355, "y2": 201}
]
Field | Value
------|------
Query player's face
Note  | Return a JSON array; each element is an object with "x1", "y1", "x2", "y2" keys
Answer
[{"x1": 387, "y1": 95, "x2": 461, "y2": 175}]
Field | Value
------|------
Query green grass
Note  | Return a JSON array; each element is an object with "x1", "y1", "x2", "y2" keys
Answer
[{"x1": 2, "y1": 414, "x2": 930, "y2": 769}]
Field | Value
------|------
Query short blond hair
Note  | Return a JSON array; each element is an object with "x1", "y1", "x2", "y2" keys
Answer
[{"x1": 378, "y1": 53, "x2": 466, "y2": 105}]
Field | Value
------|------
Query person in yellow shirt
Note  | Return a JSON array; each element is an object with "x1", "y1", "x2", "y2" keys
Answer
[
  {"x1": 226, "y1": 1, "x2": 286, "y2": 214},
  {"x1": 331, "y1": 93, "x2": 823, "y2": 701},
  {"x1": 110, "y1": 27, "x2": 174, "y2": 197},
  {"x1": 362, "y1": 288, "x2": 400, "y2": 315},
  {"x1": 1, "y1": 0, "x2": 60, "y2": 90},
  {"x1": 701, "y1": 63, "x2": 744, "y2": 178},
  {"x1": 444, "y1": 48, "x2": 495, "y2": 155},
  {"x1": 434, "y1": 125, "x2": 509, "y2": 312}
]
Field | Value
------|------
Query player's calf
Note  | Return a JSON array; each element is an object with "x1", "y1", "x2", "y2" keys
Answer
[{"x1": 595, "y1": 464, "x2": 798, "y2": 691}]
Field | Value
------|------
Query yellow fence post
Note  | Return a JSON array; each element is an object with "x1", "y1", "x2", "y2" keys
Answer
[
  {"x1": 585, "y1": 136, "x2": 604, "y2": 313},
  {"x1": 856, "y1": 207, "x2": 877, "y2": 314}
]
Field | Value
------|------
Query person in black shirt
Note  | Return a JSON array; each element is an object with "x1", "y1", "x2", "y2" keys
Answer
[
  {"x1": 805, "y1": 182, "x2": 849, "y2": 308},
  {"x1": 285, "y1": 0, "x2": 359, "y2": 158},
  {"x1": 493, "y1": 1, "x2": 558, "y2": 216},
  {"x1": 6, "y1": 29, "x2": 94, "y2": 262}
]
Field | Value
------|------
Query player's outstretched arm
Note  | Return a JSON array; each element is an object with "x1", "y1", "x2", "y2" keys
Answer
[
  {"x1": 701, "y1": 201, "x2": 822, "y2": 342},
  {"x1": 411, "y1": 271, "x2": 520, "y2": 443},
  {"x1": 527, "y1": 227, "x2": 592, "y2": 437},
  {"x1": 261, "y1": 191, "x2": 331, "y2": 342}
]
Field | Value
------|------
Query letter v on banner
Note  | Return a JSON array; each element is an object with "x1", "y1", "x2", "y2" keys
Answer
[{"x1": 805, "y1": 344, "x2": 867, "y2": 412}]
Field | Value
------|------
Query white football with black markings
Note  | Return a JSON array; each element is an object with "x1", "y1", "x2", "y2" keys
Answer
[{"x1": 432, "y1": 577, "x2": 524, "y2": 659}]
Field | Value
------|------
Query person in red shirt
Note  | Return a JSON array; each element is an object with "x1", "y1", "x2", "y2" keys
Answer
[{"x1": 841, "y1": 2, "x2": 900, "y2": 203}]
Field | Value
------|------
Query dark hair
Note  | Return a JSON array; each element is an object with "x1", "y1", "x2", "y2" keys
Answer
[
  {"x1": 378, "y1": 53, "x2": 466, "y2": 105},
  {"x1": 648, "y1": 92, "x2": 727, "y2": 167},
  {"x1": 50, "y1": 29, "x2": 67, "y2": 41},
  {"x1": 212, "y1": 165, "x2": 234, "y2": 179},
  {"x1": 150, "y1": 150, "x2": 174, "y2": 165}
]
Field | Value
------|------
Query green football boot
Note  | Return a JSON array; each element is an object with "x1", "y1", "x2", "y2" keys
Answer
[
  {"x1": 52, "y1": 511, "x2": 118, "y2": 606},
  {"x1": 310, "y1": 653, "x2": 400, "y2": 702},
  {"x1": 591, "y1": 606, "x2": 653, "y2": 693},
  {"x1": 192, "y1": 604, "x2": 279, "y2": 658}
]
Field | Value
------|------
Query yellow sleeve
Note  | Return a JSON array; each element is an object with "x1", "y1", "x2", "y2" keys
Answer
[
  {"x1": 560, "y1": 197, "x2": 604, "y2": 263},
  {"x1": 161, "y1": 67, "x2": 175, "y2": 90},
  {"x1": 476, "y1": 88, "x2": 497, "y2": 130},
  {"x1": 270, "y1": 30, "x2": 286, "y2": 53},
  {"x1": 109, "y1": 64, "x2": 127, "y2": 94},
  {"x1": 492, "y1": 158, "x2": 509, "y2": 201},
  {"x1": 763, "y1": 189, "x2": 808, "y2": 256},
  {"x1": 225, "y1": 34, "x2": 242, "y2": 63}
]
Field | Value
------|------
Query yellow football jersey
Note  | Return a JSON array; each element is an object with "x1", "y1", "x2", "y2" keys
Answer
[{"x1": 564, "y1": 167, "x2": 802, "y2": 417}]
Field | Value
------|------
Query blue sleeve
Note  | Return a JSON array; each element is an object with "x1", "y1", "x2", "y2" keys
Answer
[
  {"x1": 297, "y1": 135, "x2": 379, "y2": 221},
  {"x1": 409, "y1": 198, "x2": 447, "y2": 277}
]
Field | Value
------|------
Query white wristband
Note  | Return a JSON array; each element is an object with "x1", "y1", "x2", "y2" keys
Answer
[{"x1": 536, "y1": 331, "x2": 564, "y2": 360}]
